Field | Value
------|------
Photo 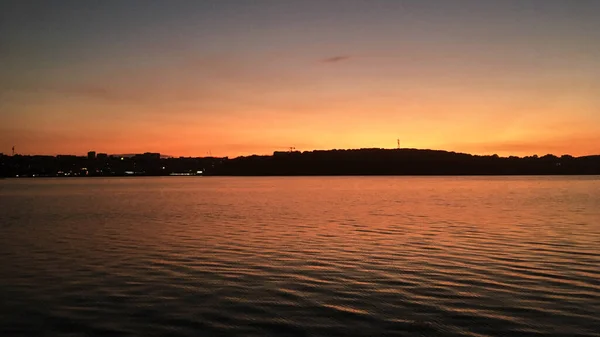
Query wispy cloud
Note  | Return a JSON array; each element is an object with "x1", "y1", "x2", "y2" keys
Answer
[
  {"x1": 61, "y1": 85, "x2": 125, "y2": 101},
  {"x1": 322, "y1": 56, "x2": 351, "y2": 63}
]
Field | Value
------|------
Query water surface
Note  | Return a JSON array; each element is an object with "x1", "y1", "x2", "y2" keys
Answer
[{"x1": 1, "y1": 177, "x2": 599, "y2": 336}]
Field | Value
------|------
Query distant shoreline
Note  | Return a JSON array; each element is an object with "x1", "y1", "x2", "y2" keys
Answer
[{"x1": 2, "y1": 148, "x2": 600, "y2": 177}]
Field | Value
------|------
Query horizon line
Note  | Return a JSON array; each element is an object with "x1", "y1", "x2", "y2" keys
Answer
[{"x1": 2, "y1": 147, "x2": 599, "y2": 160}]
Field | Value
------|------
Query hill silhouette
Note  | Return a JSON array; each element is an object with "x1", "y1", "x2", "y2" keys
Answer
[{"x1": 208, "y1": 148, "x2": 600, "y2": 176}]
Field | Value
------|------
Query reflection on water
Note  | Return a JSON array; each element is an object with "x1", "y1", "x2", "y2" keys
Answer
[{"x1": 1, "y1": 176, "x2": 599, "y2": 336}]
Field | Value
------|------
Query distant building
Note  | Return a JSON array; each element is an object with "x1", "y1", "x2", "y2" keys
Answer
[
  {"x1": 139, "y1": 152, "x2": 160, "y2": 160},
  {"x1": 97, "y1": 153, "x2": 108, "y2": 160},
  {"x1": 88, "y1": 151, "x2": 96, "y2": 160},
  {"x1": 273, "y1": 151, "x2": 300, "y2": 156}
]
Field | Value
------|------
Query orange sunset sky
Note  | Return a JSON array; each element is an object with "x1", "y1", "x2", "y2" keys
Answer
[{"x1": 1, "y1": 1, "x2": 599, "y2": 157}]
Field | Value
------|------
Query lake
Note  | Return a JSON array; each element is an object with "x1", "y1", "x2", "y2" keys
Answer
[{"x1": 1, "y1": 177, "x2": 599, "y2": 336}]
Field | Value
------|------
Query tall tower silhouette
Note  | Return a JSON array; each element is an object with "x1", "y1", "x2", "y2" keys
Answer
[
  {"x1": 397, "y1": 139, "x2": 400, "y2": 149},
  {"x1": 12, "y1": 146, "x2": 15, "y2": 156}
]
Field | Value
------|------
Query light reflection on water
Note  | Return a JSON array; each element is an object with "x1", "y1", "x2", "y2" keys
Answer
[{"x1": 1, "y1": 176, "x2": 599, "y2": 336}]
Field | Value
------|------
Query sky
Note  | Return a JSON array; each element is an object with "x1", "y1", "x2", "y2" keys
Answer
[{"x1": 1, "y1": 0, "x2": 599, "y2": 157}]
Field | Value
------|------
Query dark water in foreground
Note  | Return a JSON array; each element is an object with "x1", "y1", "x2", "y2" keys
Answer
[{"x1": 1, "y1": 177, "x2": 599, "y2": 337}]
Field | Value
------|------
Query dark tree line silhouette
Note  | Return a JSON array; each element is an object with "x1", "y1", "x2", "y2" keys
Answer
[{"x1": 210, "y1": 149, "x2": 599, "y2": 176}]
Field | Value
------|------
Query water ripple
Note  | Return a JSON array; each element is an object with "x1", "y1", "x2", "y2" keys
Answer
[{"x1": 1, "y1": 176, "x2": 599, "y2": 336}]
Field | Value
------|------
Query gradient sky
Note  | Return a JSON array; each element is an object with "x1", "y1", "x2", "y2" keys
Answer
[{"x1": 1, "y1": 0, "x2": 599, "y2": 157}]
